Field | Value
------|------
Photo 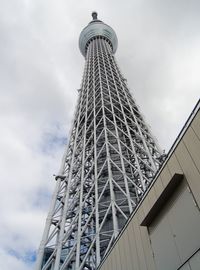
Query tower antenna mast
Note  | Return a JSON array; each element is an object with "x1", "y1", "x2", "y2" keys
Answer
[{"x1": 35, "y1": 13, "x2": 162, "y2": 270}]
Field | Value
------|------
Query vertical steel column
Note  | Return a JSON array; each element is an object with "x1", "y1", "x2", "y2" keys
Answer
[
  {"x1": 92, "y1": 40, "x2": 101, "y2": 266},
  {"x1": 96, "y1": 38, "x2": 119, "y2": 239}
]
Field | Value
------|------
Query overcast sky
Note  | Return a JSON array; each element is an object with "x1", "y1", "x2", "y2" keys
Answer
[{"x1": 0, "y1": 0, "x2": 199, "y2": 269}]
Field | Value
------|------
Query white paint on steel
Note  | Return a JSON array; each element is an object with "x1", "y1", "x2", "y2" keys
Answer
[{"x1": 35, "y1": 13, "x2": 162, "y2": 270}]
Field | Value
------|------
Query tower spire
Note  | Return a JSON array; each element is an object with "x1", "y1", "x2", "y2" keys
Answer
[
  {"x1": 35, "y1": 14, "x2": 162, "y2": 270},
  {"x1": 92, "y1": 11, "x2": 98, "y2": 20}
]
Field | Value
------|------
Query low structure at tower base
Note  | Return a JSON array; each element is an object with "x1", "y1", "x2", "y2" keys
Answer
[{"x1": 98, "y1": 101, "x2": 200, "y2": 270}]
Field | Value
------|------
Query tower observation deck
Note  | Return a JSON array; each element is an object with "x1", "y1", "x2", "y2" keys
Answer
[{"x1": 35, "y1": 12, "x2": 162, "y2": 270}]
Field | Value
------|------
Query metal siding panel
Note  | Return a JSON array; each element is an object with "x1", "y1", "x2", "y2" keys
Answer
[
  {"x1": 137, "y1": 207, "x2": 145, "y2": 225},
  {"x1": 167, "y1": 153, "x2": 183, "y2": 175},
  {"x1": 107, "y1": 254, "x2": 113, "y2": 270},
  {"x1": 191, "y1": 111, "x2": 200, "y2": 140},
  {"x1": 110, "y1": 256, "x2": 114, "y2": 270},
  {"x1": 168, "y1": 184, "x2": 200, "y2": 265},
  {"x1": 102, "y1": 254, "x2": 111, "y2": 270},
  {"x1": 110, "y1": 253, "x2": 115, "y2": 270},
  {"x1": 110, "y1": 247, "x2": 118, "y2": 270},
  {"x1": 153, "y1": 176, "x2": 164, "y2": 198},
  {"x1": 142, "y1": 196, "x2": 151, "y2": 217},
  {"x1": 149, "y1": 212, "x2": 181, "y2": 270},
  {"x1": 175, "y1": 141, "x2": 200, "y2": 207},
  {"x1": 101, "y1": 263, "x2": 107, "y2": 270},
  {"x1": 127, "y1": 221, "x2": 140, "y2": 269},
  {"x1": 160, "y1": 166, "x2": 172, "y2": 187},
  {"x1": 107, "y1": 255, "x2": 112, "y2": 270},
  {"x1": 133, "y1": 213, "x2": 148, "y2": 270},
  {"x1": 139, "y1": 226, "x2": 156, "y2": 270},
  {"x1": 183, "y1": 127, "x2": 200, "y2": 172},
  {"x1": 123, "y1": 229, "x2": 135, "y2": 270},
  {"x1": 116, "y1": 244, "x2": 123, "y2": 270},
  {"x1": 137, "y1": 208, "x2": 156, "y2": 270},
  {"x1": 111, "y1": 243, "x2": 122, "y2": 270},
  {"x1": 189, "y1": 250, "x2": 200, "y2": 270},
  {"x1": 100, "y1": 253, "x2": 112, "y2": 270},
  {"x1": 148, "y1": 187, "x2": 157, "y2": 210},
  {"x1": 118, "y1": 234, "x2": 130, "y2": 270}
]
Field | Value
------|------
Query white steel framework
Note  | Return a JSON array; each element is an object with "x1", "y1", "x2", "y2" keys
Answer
[{"x1": 35, "y1": 12, "x2": 162, "y2": 270}]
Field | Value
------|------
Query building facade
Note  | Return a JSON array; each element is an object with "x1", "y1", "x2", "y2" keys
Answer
[
  {"x1": 35, "y1": 13, "x2": 164, "y2": 270},
  {"x1": 98, "y1": 101, "x2": 200, "y2": 270}
]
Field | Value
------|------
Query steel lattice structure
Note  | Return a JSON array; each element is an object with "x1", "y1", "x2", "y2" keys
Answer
[{"x1": 35, "y1": 12, "x2": 162, "y2": 270}]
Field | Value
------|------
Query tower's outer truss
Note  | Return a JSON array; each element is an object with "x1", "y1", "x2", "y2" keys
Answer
[{"x1": 35, "y1": 13, "x2": 162, "y2": 270}]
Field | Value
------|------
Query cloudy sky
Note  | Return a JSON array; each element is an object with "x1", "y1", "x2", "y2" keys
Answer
[{"x1": 0, "y1": 0, "x2": 199, "y2": 269}]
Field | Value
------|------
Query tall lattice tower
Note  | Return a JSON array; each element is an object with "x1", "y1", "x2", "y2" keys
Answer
[{"x1": 35, "y1": 12, "x2": 162, "y2": 270}]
